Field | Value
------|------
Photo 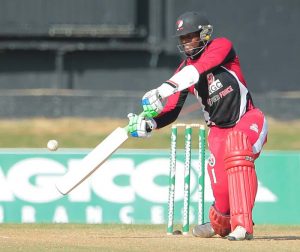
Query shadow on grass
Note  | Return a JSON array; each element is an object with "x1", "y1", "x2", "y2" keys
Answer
[{"x1": 255, "y1": 236, "x2": 300, "y2": 240}]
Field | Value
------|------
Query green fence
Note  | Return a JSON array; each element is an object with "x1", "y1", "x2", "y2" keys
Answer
[{"x1": 0, "y1": 149, "x2": 299, "y2": 224}]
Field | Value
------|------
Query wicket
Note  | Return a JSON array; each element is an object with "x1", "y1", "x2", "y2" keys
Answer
[{"x1": 167, "y1": 123, "x2": 206, "y2": 235}]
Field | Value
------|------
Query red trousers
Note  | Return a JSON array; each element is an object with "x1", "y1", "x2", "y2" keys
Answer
[{"x1": 207, "y1": 108, "x2": 268, "y2": 214}]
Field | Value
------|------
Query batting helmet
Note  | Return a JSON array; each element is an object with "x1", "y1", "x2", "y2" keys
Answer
[{"x1": 175, "y1": 12, "x2": 213, "y2": 58}]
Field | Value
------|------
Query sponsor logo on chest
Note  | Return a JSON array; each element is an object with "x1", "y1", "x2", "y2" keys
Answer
[
  {"x1": 208, "y1": 79, "x2": 223, "y2": 95},
  {"x1": 207, "y1": 74, "x2": 223, "y2": 95}
]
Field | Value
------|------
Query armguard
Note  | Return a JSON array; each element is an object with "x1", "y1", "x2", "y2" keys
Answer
[{"x1": 157, "y1": 65, "x2": 199, "y2": 98}]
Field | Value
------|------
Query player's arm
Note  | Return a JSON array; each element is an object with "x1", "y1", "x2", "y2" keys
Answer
[
  {"x1": 127, "y1": 89, "x2": 189, "y2": 137},
  {"x1": 153, "y1": 89, "x2": 189, "y2": 129},
  {"x1": 142, "y1": 38, "x2": 235, "y2": 118},
  {"x1": 141, "y1": 65, "x2": 199, "y2": 118}
]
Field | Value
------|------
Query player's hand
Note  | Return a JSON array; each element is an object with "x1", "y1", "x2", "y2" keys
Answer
[
  {"x1": 141, "y1": 89, "x2": 164, "y2": 118},
  {"x1": 127, "y1": 113, "x2": 157, "y2": 138}
]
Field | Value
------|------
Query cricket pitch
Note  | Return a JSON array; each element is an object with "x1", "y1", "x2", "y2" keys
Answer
[{"x1": 1, "y1": 224, "x2": 300, "y2": 252}]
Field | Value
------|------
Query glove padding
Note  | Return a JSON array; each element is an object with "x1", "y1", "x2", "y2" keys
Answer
[
  {"x1": 141, "y1": 89, "x2": 164, "y2": 118},
  {"x1": 127, "y1": 113, "x2": 157, "y2": 138}
]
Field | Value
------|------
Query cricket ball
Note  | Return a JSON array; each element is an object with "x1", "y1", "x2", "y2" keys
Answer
[{"x1": 47, "y1": 139, "x2": 59, "y2": 151}]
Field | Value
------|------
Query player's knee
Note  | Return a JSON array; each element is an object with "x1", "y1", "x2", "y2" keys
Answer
[
  {"x1": 224, "y1": 130, "x2": 255, "y2": 171},
  {"x1": 209, "y1": 204, "x2": 231, "y2": 237}
]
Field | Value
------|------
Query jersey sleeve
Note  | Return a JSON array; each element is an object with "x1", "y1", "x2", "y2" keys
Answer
[
  {"x1": 154, "y1": 89, "x2": 189, "y2": 129},
  {"x1": 193, "y1": 37, "x2": 236, "y2": 74}
]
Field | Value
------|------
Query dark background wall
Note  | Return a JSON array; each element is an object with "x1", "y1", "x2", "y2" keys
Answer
[{"x1": 0, "y1": 0, "x2": 299, "y2": 119}]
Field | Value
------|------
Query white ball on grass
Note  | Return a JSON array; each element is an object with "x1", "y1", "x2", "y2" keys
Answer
[{"x1": 47, "y1": 139, "x2": 59, "y2": 151}]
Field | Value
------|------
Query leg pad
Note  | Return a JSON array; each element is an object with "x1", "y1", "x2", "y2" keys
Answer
[{"x1": 225, "y1": 130, "x2": 257, "y2": 234}]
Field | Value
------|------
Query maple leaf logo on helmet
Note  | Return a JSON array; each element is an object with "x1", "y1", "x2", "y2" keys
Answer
[{"x1": 176, "y1": 20, "x2": 184, "y2": 31}]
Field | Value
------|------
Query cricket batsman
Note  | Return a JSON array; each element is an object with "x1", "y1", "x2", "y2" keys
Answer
[{"x1": 127, "y1": 11, "x2": 268, "y2": 240}]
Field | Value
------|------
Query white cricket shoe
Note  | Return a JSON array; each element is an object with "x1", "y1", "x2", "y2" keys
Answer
[
  {"x1": 192, "y1": 223, "x2": 215, "y2": 238},
  {"x1": 227, "y1": 226, "x2": 253, "y2": 241}
]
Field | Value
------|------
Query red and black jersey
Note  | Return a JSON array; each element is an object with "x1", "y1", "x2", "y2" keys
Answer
[{"x1": 154, "y1": 37, "x2": 254, "y2": 128}]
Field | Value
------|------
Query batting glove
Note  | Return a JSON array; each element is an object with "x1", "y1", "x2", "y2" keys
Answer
[
  {"x1": 127, "y1": 113, "x2": 157, "y2": 138},
  {"x1": 141, "y1": 89, "x2": 164, "y2": 118}
]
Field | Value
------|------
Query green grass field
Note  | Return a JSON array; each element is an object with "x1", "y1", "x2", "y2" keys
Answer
[
  {"x1": 1, "y1": 224, "x2": 300, "y2": 251},
  {"x1": 0, "y1": 117, "x2": 299, "y2": 150},
  {"x1": 0, "y1": 118, "x2": 299, "y2": 251}
]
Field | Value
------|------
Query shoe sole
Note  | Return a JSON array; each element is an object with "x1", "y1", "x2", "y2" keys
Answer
[{"x1": 227, "y1": 234, "x2": 253, "y2": 241}]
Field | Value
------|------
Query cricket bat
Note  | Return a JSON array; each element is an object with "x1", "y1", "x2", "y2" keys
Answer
[{"x1": 55, "y1": 126, "x2": 129, "y2": 195}]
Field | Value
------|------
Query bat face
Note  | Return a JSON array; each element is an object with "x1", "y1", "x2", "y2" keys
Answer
[{"x1": 55, "y1": 127, "x2": 128, "y2": 195}]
